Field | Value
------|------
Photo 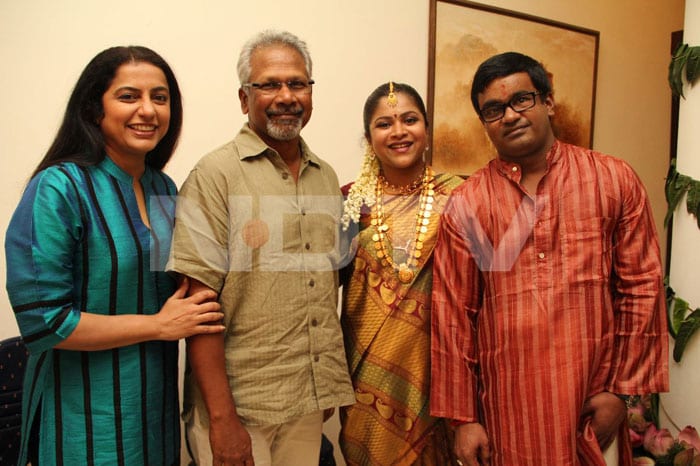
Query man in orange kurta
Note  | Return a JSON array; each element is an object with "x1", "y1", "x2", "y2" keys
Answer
[{"x1": 430, "y1": 52, "x2": 669, "y2": 466}]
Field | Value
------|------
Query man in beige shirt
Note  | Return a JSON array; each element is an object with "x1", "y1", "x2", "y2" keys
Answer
[{"x1": 168, "y1": 30, "x2": 354, "y2": 466}]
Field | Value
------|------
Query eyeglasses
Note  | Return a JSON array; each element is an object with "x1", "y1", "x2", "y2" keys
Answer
[
  {"x1": 479, "y1": 91, "x2": 541, "y2": 122},
  {"x1": 243, "y1": 79, "x2": 315, "y2": 95}
]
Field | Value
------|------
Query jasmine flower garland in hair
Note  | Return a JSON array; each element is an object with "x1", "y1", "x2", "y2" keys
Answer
[{"x1": 341, "y1": 142, "x2": 379, "y2": 231}]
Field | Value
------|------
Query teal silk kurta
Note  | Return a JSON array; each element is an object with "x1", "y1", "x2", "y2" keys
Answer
[{"x1": 5, "y1": 157, "x2": 179, "y2": 466}]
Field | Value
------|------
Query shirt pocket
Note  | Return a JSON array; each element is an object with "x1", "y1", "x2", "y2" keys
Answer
[{"x1": 561, "y1": 217, "x2": 615, "y2": 285}]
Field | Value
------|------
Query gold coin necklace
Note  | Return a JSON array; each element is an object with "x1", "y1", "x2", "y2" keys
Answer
[{"x1": 370, "y1": 166, "x2": 435, "y2": 283}]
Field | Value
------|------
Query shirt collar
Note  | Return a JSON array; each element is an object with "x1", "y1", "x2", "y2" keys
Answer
[{"x1": 234, "y1": 124, "x2": 321, "y2": 168}]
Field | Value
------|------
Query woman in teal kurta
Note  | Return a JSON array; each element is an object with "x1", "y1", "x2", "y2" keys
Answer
[{"x1": 4, "y1": 46, "x2": 223, "y2": 466}]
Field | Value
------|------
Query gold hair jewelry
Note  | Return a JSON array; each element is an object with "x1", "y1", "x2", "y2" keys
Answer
[
  {"x1": 386, "y1": 81, "x2": 398, "y2": 107},
  {"x1": 371, "y1": 166, "x2": 435, "y2": 283}
]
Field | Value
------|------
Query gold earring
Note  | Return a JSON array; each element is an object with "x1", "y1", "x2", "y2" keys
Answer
[{"x1": 365, "y1": 141, "x2": 376, "y2": 161}]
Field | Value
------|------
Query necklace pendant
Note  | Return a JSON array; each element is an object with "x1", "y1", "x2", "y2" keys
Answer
[{"x1": 398, "y1": 264, "x2": 414, "y2": 283}]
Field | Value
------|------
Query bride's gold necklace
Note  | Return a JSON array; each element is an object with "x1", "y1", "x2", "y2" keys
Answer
[
  {"x1": 379, "y1": 171, "x2": 423, "y2": 194},
  {"x1": 371, "y1": 166, "x2": 435, "y2": 283}
]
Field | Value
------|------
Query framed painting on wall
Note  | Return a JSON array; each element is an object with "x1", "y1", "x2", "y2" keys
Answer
[{"x1": 427, "y1": 0, "x2": 599, "y2": 175}]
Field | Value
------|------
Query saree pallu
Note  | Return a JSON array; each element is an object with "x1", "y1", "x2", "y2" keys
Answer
[{"x1": 340, "y1": 172, "x2": 462, "y2": 466}]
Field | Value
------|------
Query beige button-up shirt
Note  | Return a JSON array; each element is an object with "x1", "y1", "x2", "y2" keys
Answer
[{"x1": 169, "y1": 125, "x2": 354, "y2": 425}]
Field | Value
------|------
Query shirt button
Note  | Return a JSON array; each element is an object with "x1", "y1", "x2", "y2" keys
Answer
[
  {"x1": 301, "y1": 208, "x2": 306, "y2": 216},
  {"x1": 309, "y1": 279, "x2": 315, "y2": 287},
  {"x1": 512, "y1": 166, "x2": 518, "y2": 172},
  {"x1": 305, "y1": 243, "x2": 311, "y2": 250},
  {"x1": 282, "y1": 172, "x2": 289, "y2": 180},
  {"x1": 314, "y1": 355, "x2": 320, "y2": 362},
  {"x1": 311, "y1": 318, "x2": 318, "y2": 326},
  {"x1": 538, "y1": 252, "x2": 545, "y2": 259}
]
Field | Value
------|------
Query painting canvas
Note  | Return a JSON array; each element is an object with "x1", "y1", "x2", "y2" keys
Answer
[{"x1": 428, "y1": 0, "x2": 599, "y2": 175}]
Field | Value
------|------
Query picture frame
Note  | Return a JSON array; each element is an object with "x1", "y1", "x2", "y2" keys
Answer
[{"x1": 427, "y1": 0, "x2": 599, "y2": 175}]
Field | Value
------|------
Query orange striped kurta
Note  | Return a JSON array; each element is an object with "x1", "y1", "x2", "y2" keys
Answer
[{"x1": 430, "y1": 141, "x2": 669, "y2": 466}]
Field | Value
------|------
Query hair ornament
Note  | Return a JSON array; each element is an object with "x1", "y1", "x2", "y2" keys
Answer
[{"x1": 386, "y1": 81, "x2": 398, "y2": 107}]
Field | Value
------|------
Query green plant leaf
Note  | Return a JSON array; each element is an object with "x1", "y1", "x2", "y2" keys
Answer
[
  {"x1": 676, "y1": 172, "x2": 693, "y2": 192},
  {"x1": 669, "y1": 44, "x2": 700, "y2": 97},
  {"x1": 665, "y1": 163, "x2": 679, "y2": 227},
  {"x1": 666, "y1": 284, "x2": 681, "y2": 339},
  {"x1": 666, "y1": 160, "x2": 678, "y2": 200},
  {"x1": 650, "y1": 393, "x2": 660, "y2": 426},
  {"x1": 685, "y1": 46, "x2": 700, "y2": 83},
  {"x1": 673, "y1": 308, "x2": 700, "y2": 362},
  {"x1": 670, "y1": 43, "x2": 689, "y2": 98},
  {"x1": 668, "y1": 295, "x2": 689, "y2": 338},
  {"x1": 665, "y1": 161, "x2": 692, "y2": 227},
  {"x1": 686, "y1": 180, "x2": 700, "y2": 217}
]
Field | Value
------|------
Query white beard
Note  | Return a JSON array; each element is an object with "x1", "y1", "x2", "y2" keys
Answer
[{"x1": 266, "y1": 118, "x2": 302, "y2": 141}]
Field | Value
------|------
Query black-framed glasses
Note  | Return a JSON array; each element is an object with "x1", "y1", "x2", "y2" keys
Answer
[
  {"x1": 479, "y1": 91, "x2": 541, "y2": 122},
  {"x1": 243, "y1": 79, "x2": 315, "y2": 95}
]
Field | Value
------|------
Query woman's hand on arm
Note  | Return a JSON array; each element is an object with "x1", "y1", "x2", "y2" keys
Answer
[
  {"x1": 154, "y1": 276, "x2": 224, "y2": 340},
  {"x1": 55, "y1": 276, "x2": 224, "y2": 351}
]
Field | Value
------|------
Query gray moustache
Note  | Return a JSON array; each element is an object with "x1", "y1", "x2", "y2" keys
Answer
[{"x1": 267, "y1": 109, "x2": 303, "y2": 117}]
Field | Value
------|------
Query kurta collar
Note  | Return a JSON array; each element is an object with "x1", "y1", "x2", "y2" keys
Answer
[
  {"x1": 234, "y1": 124, "x2": 321, "y2": 168},
  {"x1": 100, "y1": 156, "x2": 153, "y2": 186},
  {"x1": 493, "y1": 139, "x2": 563, "y2": 179}
]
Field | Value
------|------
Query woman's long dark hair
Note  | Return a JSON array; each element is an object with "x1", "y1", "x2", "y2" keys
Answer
[{"x1": 31, "y1": 46, "x2": 183, "y2": 178}]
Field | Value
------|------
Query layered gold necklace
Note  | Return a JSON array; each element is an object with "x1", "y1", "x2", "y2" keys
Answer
[{"x1": 371, "y1": 166, "x2": 435, "y2": 283}]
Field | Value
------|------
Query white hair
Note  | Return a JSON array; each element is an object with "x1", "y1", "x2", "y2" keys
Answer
[{"x1": 237, "y1": 30, "x2": 313, "y2": 86}]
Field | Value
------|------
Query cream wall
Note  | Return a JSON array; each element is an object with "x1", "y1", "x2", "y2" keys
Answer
[{"x1": 0, "y1": 0, "x2": 686, "y2": 464}]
